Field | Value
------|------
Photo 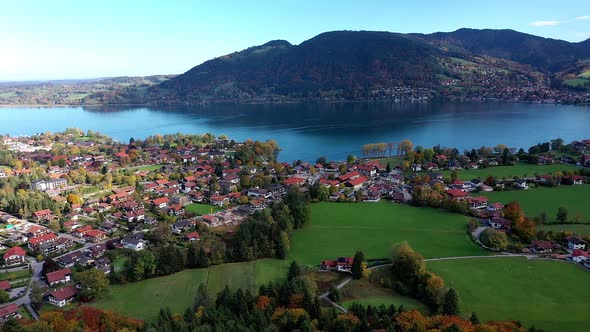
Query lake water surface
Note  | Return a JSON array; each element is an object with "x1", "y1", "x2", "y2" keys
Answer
[{"x1": 1, "y1": 102, "x2": 589, "y2": 162}]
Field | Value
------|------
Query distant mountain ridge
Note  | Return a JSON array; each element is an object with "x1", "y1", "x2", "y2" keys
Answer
[
  {"x1": 148, "y1": 28, "x2": 590, "y2": 104},
  {"x1": 1, "y1": 28, "x2": 589, "y2": 106},
  {"x1": 416, "y1": 28, "x2": 590, "y2": 72}
]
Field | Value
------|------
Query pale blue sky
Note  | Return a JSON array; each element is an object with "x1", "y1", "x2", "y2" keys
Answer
[{"x1": 1, "y1": 0, "x2": 589, "y2": 80}]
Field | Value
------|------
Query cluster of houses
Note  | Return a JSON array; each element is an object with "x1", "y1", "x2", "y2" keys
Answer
[{"x1": 527, "y1": 236, "x2": 590, "y2": 270}]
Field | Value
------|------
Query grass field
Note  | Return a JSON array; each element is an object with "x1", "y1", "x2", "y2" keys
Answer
[
  {"x1": 538, "y1": 223, "x2": 590, "y2": 235},
  {"x1": 479, "y1": 185, "x2": 590, "y2": 222},
  {"x1": 341, "y1": 279, "x2": 428, "y2": 312},
  {"x1": 428, "y1": 257, "x2": 590, "y2": 332},
  {"x1": 375, "y1": 156, "x2": 404, "y2": 167},
  {"x1": 563, "y1": 78, "x2": 590, "y2": 89},
  {"x1": 126, "y1": 164, "x2": 163, "y2": 172},
  {"x1": 91, "y1": 258, "x2": 287, "y2": 320},
  {"x1": 441, "y1": 162, "x2": 580, "y2": 180},
  {"x1": 288, "y1": 202, "x2": 486, "y2": 265},
  {"x1": 186, "y1": 203, "x2": 222, "y2": 215}
]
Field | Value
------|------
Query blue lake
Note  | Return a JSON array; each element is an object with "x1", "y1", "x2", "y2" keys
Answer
[{"x1": 0, "y1": 102, "x2": 589, "y2": 162}]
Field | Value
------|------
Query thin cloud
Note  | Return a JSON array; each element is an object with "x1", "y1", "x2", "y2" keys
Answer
[
  {"x1": 529, "y1": 20, "x2": 561, "y2": 27},
  {"x1": 576, "y1": 15, "x2": 590, "y2": 20}
]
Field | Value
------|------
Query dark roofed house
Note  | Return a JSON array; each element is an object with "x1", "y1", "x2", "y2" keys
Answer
[
  {"x1": 48, "y1": 285, "x2": 78, "y2": 307},
  {"x1": 57, "y1": 251, "x2": 82, "y2": 268},
  {"x1": 531, "y1": 240, "x2": 555, "y2": 254},
  {"x1": 566, "y1": 236, "x2": 587, "y2": 250}
]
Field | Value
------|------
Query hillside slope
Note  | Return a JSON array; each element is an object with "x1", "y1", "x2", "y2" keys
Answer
[{"x1": 149, "y1": 29, "x2": 590, "y2": 104}]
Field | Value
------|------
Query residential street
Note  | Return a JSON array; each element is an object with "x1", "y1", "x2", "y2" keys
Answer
[{"x1": 8, "y1": 259, "x2": 43, "y2": 320}]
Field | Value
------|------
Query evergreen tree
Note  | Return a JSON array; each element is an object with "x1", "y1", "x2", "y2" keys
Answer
[
  {"x1": 186, "y1": 243, "x2": 199, "y2": 268},
  {"x1": 442, "y1": 288, "x2": 460, "y2": 315},
  {"x1": 196, "y1": 247, "x2": 210, "y2": 268},
  {"x1": 351, "y1": 250, "x2": 366, "y2": 279},
  {"x1": 287, "y1": 261, "x2": 301, "y2": 281},
  {"x1": 470, "y1": 312, "x2": 480, "y2": 325}
]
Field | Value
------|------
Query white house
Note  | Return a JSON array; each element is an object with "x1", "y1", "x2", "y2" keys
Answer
[
  {"x1": 48, "y1": 286, "x2": 78, "y2": 307},
  {"x1": 567, "y1": 236, "x2": 587, "y2": 250},
  {"x1": 571, "y1": 250, "x2": 590, "y2": 263}
]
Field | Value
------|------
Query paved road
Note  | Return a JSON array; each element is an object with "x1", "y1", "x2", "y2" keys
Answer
[{"x1": 317, "y1": 263, "x2": 395, "y2": 313}]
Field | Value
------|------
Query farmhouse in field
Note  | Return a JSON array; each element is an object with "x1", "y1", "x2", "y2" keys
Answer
[{"x1": 320, "y1": 256, "x2": 354, "y2": 273}]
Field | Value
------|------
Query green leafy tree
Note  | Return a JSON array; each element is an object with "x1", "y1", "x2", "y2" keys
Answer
[
  {"x1": 76, "y1": 269, "x2": 110, "y2": 300},
  {"x1": 480, "y1": 228, "x2": 508, "y2": 250},
  {"x1": 29, "y1": 281, "x2": 45, "y2": 306},
  {"x1": 328, "y1": 286, "x2": 342, "y2": 303},
  {"x1": 0, "y1": 290, "x2": 9, "y2": 303}
]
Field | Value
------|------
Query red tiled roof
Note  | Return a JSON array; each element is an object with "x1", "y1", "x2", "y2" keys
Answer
[
  {"x1": 152, "y1": 197, "x2": 170, "y2": 205},
  {"x1": 29, "y1": 233, "x2": 58, "y2": 246},
  {"x1": 49, "y1": 285, "x2": 78, "y2": 301},
  {"x1": 338, "y1": 171, "x2": 360, "y2": 182},
  {"x1": 346, "y1": 176, "x2": 368, "y2": 187},
  {"x1": 84, "y1": 230, "x2": 106, "y2": 238},
  {"x1": 572, "y1": 249, "x2": 590, "y2": 257},
  {"x1": 445, "y1": 189, "x2": 469, "y2": 198},
  {"x1": 33, "y1": 209, "x2": 52, "y2": 217},
  {"x1": 283, "y1": 177, "x2": 305, "y2": 186},
  {"x1": 0, "y1": 280, "x2": 10, "y2": 291},
  {"x1": 186, "y1": 232, "x2": 200, "y2": 240},
  {"x1": 46, "y1": 268, "x2": 71, "y2": 284},
  {"x1": 3, "y1": 246, "x2": 26, "y2": 260},
  {"x1": 0, "y1": 304, "x2": 18, "y2": 318},
  {"x1": 532, "y1": 240, "x2": 554, "y2": 250}
]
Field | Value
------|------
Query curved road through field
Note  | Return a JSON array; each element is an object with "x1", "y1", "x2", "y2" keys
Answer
[{"x1": 318, "y1": 253, "x2": 538, "y2": 313}]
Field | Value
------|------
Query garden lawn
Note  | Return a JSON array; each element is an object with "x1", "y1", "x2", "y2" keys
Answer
[
  {"x1": 479, "y1": 185, "x2": 590, "y2": 222},
  {"x1": 0, "y1": 269, "x2": 30, "y2": 281},
  {"x1": 538, "y1": 223, "x2": 590, "y2": 235},
  {"x1": 288, "y1": 202, "x2": 486, "y2": 265},
  {"x1": 125, "y1": 164, "x2": 163, "y2": 172},
  {"x1": 186, "y1": 203, "x2": 222, "y2": 216},
  {"x1": 91, "y1": 259, "x2": 289, "y2": 321},
  {"x1": 427, "y1": 257, "x2": 590, "y2": 332},
  {"x1": 91, "y1": 268, "x2": 209, "y2": 320},
  {"x1": 441, "y1": 162, "x2": 580, "y2": 180},
  {"x1": 341, "y1": 279, "x2": 428, "y2": 312}
]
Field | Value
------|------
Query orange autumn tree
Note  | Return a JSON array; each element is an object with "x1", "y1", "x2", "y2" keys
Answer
[{"x1": 503, "y1": 201, "x2": 536, "y2": 242}]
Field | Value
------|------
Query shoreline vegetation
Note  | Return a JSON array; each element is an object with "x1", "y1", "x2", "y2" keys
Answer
[{"x1": 1, "y1": 99, "x2": 590, "y2": 108}]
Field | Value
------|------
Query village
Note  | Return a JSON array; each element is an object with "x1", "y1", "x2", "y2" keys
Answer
[{"x1": 0, "y1": 129, "x2": 588, "y2": 324}]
